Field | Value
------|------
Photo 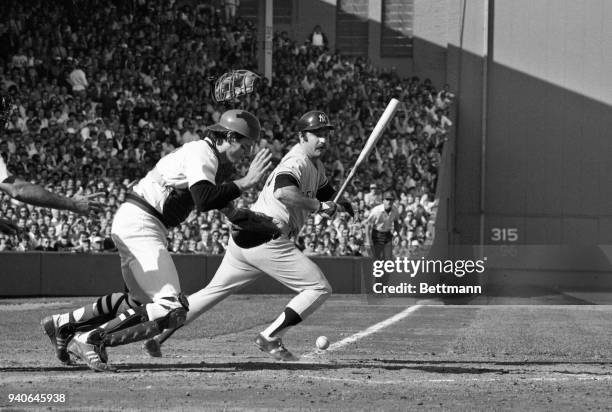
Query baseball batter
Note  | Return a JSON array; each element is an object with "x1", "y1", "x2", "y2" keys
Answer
[
  {"x1": 144, "y1": 110, "x2": 354, "y2": 361},
  {"x1": 41, "y1": 110, "x2": 272, "y2": 371}
]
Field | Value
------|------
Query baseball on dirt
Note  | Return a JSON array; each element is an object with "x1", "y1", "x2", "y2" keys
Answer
[{"x1": 316, "y1": 335, "x2": 330, "y2": 350}]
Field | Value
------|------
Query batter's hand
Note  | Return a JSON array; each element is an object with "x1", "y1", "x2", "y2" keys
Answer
[
  {"x1": 235, "y1": 148, "x2": 272, "y2": 190},
  {"x1": 317, "y1": 201, "x2": 340, "y2": 219},
  {"x1": 317, "y1": 200, "x2": 354, "y2": 220},
  {"x1": 0, "y1": 217, "x2": 20, "y2": 235},
  {"x1": 70, "y1": 192, "x2": 105, "y2": 215}
]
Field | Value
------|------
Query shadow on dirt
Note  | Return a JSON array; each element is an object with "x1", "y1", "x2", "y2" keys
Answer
[{"x1": 3, "y1": 358, "x2": 611, "y2": 375}]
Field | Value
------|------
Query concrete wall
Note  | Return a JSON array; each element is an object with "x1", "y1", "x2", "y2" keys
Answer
[
  {"x1": 260, "y1": 0, "x2": 461, "y2": 82},
  {"x1": 445, "y1": 0, "x2": 488, "y2": 247},
  {"x1": 484, "y1": 0, "x2": 612, "y2": 247},
  {"x1": 293, "y1": 0, "x2": 338, "y2": 51},
  {"x1": 0, "y1": 253, "x2": 364, "y2": 297},
  {"x1": 443, "y1": 0, "x2": 612, "y2": 294},
  {"x1": 410, "y1": 0, "x2": 454, "y2": 85}
]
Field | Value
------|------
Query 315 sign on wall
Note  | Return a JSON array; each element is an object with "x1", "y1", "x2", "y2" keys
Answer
[{"x1": 490, "y1": 228, "x2": 518, "y2": 242}]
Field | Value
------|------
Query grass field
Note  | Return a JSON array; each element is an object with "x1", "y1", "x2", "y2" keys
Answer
[{"x1": 1, "y1": 295, "x2": 612, "y2": 411}]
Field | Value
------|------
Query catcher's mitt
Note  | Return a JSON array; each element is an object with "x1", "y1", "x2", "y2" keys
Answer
[
  {"x1": 213, "y1": 70, "x2": 260, "y2": 103},
  {"x1": 223, "y1": 207, "x2": 282, "y2": 248}
]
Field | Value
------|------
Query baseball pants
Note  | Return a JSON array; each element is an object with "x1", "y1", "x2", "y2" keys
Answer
[
  {"x1": 184, "y1": 235, "x2": 332, "y2": 325},
  {"x1": 111, "y1": 202, "x2": 183, "y2": 319},
  {"x1": 372, "y1": 242, "x2": 393, "y2": 260}
]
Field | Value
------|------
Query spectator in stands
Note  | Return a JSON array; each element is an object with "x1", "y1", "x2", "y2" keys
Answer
[
  {"x1": 56, "y1": 234, "x2": 74, "y2": 252},
  {"x1": 346, "y1": 235, "x2": 362, "y2": 256},
  {"x1": 91, "y1": 236, "x2": 105, "y2": 253},
  {"x1": 0, "y1": 0, "x2": 451, "y2": 256},
  {"x1": 0, "y1": 237, "x2": 11, "y2": 251},
  {"x1": 67, "y1": 58, "x2": 88, "y2": 98},
  {"x1": 35, "y1": 236, "x2": 57, "y2": 251},
  {"x1": 364, "y1": 183, "x2": 382, "y2": 207},
  {"x1": 303, "y1": 241, "x2": 316, "y2": 256},
  {"x1": 308, "y1": 25, "x2": 328, "y2": 48},
  {"x1": 222, "y1": 0, "x2": 240, "y2": 23}
]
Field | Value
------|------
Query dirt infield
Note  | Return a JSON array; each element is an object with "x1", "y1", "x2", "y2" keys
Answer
[{"x1": 1, "y1": 296, "x2": 612, "y2": 410}]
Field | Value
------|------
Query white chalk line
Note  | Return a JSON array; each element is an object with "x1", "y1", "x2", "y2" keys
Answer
[
  {"x1": 0, "y1": 301, "x2": 72, "y2": 312},
  {"x1": 302, "y1": 305, "x2": 422, "y2": 359},
  {"x1": 298, "y1": 373, "x2": 612, "y2": 386}
]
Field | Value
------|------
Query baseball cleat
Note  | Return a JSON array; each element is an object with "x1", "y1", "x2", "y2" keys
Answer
[
  {"x1": 67, "y1": 334, "x2": 115, "y2": 372},
  {"x1": 254, "y1": 333, "x2": 298, "y2": 361},
  {"x1": 40, "y1": 315, "x2": 73, "y2": 365},
  {"x1": 142, "y1": 338, "x2": 162, "y2": 358}
]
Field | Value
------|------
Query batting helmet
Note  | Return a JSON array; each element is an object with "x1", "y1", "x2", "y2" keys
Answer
[
  {"x1": 208, "y1": 109, "x2": 261, "y2": 141},
  {"x1": 296, "y1": 111, "x2": 333, "y2": 133}
]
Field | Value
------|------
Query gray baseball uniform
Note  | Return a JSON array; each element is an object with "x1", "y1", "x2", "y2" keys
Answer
[{"x1": 182, "y1": 143, "x2": 332, "y2": 326}]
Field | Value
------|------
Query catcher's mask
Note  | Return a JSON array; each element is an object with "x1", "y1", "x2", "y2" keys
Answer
[
  {"x1": 208, "y1": 109, "x2": 261, "y2": 143},
  {"x1": 213, "y1": 70, "x2": 260, "y2": 103}
]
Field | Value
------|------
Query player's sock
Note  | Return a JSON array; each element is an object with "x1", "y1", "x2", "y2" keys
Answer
[
  {"x1": 261, "y1": 307, "x2": 302, "y2": 339},
  {"x1": 286, "y1": 288, "x2": 330, "y2": 319},
  {"x1": 55, "y1": 293, "x2": 141, "y2": 333},
  {"x1": 261, "y1": 287, "x2": 331, "y2": 339}
]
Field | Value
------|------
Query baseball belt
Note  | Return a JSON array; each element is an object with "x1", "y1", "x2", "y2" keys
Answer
[
  {"x1": 371, "y1": 229, "x2": 393, "y2": 245},
  {"x1": 125, "y1": 192, "x2": 171, "y2": 229}
]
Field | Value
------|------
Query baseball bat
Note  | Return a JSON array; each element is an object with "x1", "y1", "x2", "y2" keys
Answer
[{"x1": 333, "y1": 98, "x2": 400, "y2": 202}]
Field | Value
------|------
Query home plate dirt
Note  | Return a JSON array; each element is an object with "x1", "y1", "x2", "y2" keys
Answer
[{"x1": 1, "y1": 296, "x2": 611, "y2": 410}]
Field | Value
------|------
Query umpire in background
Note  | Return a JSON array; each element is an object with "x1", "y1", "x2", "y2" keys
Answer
[{"x1": 365, "y1": 191, "x2": 400, "y2": 260}]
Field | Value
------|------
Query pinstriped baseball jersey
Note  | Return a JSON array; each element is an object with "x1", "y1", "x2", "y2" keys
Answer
[
  {"x1": 251, "y1": 143, "x2": 327, "y2": 236},
  {"x1": 133, "y1": 139, "x2": 218, "y2": 215}
]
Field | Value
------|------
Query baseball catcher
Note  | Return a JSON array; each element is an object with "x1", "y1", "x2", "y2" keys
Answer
[
  {"x1": 41, "y1": 109, "x2": 272, "y2": 371},
  {"x1": 143, "y1": 110, "x2": 355, "y2": 361}
]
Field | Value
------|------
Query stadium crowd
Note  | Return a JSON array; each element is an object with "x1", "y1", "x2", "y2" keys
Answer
[{"x1": 0, "y1": 0, "x2": 453, "y2": 257}]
